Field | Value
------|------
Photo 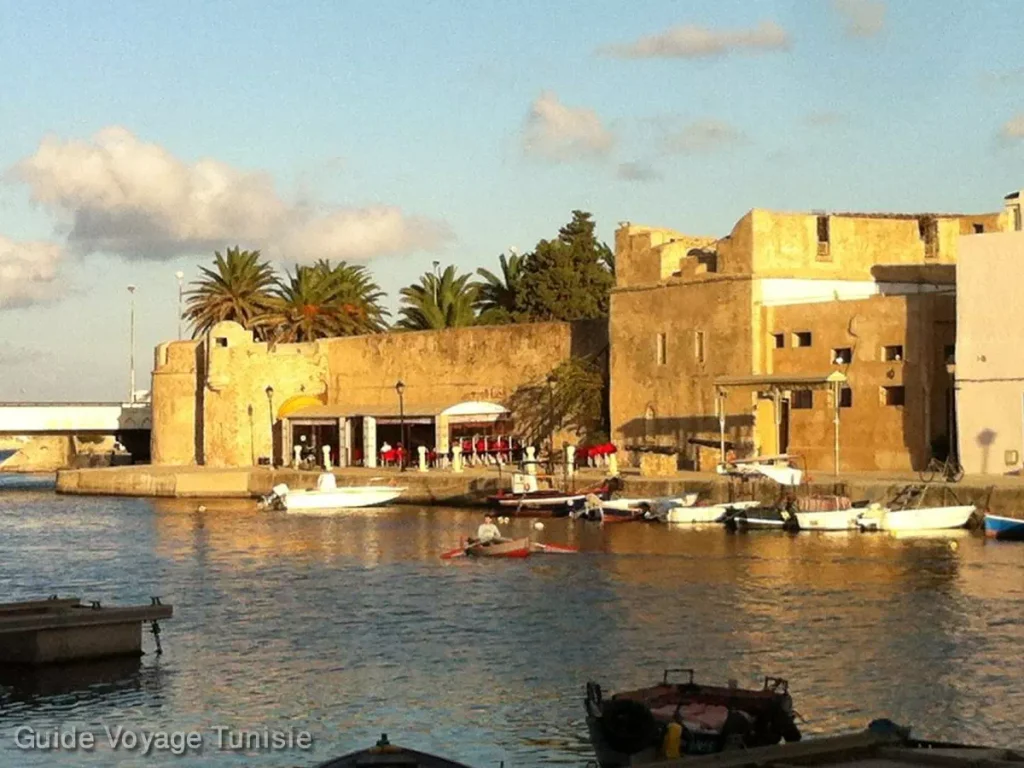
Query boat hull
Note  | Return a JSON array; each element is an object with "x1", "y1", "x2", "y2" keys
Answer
[
  {"x1": 465, "y1": 537, "x2": 531, "y2": 558},
  {"x1": 794, "y1": 509, "x2": 862, "y2": 531},
  {"x1": 282, "y1": 486, "x2": 405, "y2": 510},
  {"x1": 858, "y1": 505, "x2": 975, "y2": 532},
  {"x1": 602, "y1": 493, "x2": 698, "y2": 513},
  {"x1": 316, "y1": 735, "x2": 475, "y2": 767},
  {"x1": 666, "y1": 500, "x2": 760, "y2": 525},
  {"x1": 984, "y1": 512, "x2": 1024, "y2": 541}
]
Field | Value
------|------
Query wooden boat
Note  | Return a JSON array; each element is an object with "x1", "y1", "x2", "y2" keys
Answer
[
  {"x1": 314, "y1": 733, "x2": 475, "y2": 767},
  {"x1": 261, "y1": 475, "x2": 405, "y2": 511},
  {"x1": 584, "y1": 668, "x2": 801, "y2": 767},
  {"x1": 486, "y1": 474, "x2": 612, "y2": 514},
  {"x1": 440, "y1": 538, "x2": 578, "y2": 559},
  {"x1": 984, "y1": 512, "x2": 1024, "y2": 541},
  {"x1": 644, "y1": 718, "x2": 1022, "y2": 768}
]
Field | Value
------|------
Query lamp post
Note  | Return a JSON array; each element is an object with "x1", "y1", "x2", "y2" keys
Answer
[
  {"x1": 265, "y1": 385, "x2": 274, "y2": 465},
  {"x1": 546, "y1": 373, "x2": 557, "y2": 469},
  {"x1": 395, "y1": 380, "x2": 406, "y2": 472},
  {"x1": 127, "y1": 285, "x2": 137, "y2": 403},
  {"x1": 175, "y1": 270, "x2": 185, "y2": 339}
]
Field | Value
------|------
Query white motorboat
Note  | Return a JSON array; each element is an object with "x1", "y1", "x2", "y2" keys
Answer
[
  {"x1": 856, "y1": 502, "x2": 975, "y2": 532},
  {"x1": 601, "y1": 493, "x2": 699, "y2": 513},
  {"x1": 665, "y1": 499, "x2": 760, "y2": 524},
  {"x1": 261, "y1": 473, "x2": 405, "y2": 511},
  {"x1": 794, "y1": 508, "x2": 863, "y2": 531}
]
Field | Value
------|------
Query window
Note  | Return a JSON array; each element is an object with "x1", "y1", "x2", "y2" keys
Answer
[
  {"x1": 883, "y1": 344, "x2": 903, "y2": 362},
  {"x1": 215, "y1": 337, "x2": 228, "y2": 347},
  {"x1": 831, "y1": 347, "x2": 852, "y2": 364},
  {"x1": 793, "y1": 331, "x2": 813, "y2": 348},
  {"x1": 881, "y1": 386, "x2": 905, "y2": 406},
  {"x1": 656, "y1": 333, "x2": 666, "y2": 365},
  {"x1": 918, "y1": 216, "x2": 938, "y2": 258},
  {"x1": 816, "y1": 215, "x2": 831, "y2": 261},
  {"x1": 772, "y1": 333, "x2": 785, "y2": 349},
  {"x1": 695, "y1": 330, "x2": 706, "y2": 365},
  {"x1": 839, "y1": 387, "x2": 853, "y2": 408},
  {"x1": 973, "y1": 223, "x2": 984, "y2": 234},
  {"x1": 944, "y1": 344, "x2": 955, "y2": 364},
  {"x1": 792, "y1": 390, "x2": 813, "y2": 409}
]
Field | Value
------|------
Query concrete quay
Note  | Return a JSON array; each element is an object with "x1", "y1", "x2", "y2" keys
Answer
[{"x1": 54, "y1": 464, "x2": 1024, "y2": 515}]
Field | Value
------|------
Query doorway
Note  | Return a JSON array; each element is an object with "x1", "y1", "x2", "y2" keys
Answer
[
  {"x1": 778, "y1": 399, "x2": 791, "y2": 454},
  {"x1": 290, "y1": 420, "x2": 340, "y2": 467}
]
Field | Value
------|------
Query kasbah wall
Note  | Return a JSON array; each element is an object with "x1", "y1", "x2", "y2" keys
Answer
[
  {"x1": 151, "y1": 320, "x2": 607, "y2": 468},
  {"x1": 610, "y1": 206, "x2": 1006, "y2": 472}
]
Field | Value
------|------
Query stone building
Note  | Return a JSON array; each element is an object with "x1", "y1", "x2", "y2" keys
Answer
[
  {"x1": 610, "y1": 205, "x2": 1008, "y2": 472},
  {"x1": 955, "y1": 223, "x2": 1024, "y2": 475},
  {"x1": 151, "y1": 320, "x2": 606, "y2": 468}
]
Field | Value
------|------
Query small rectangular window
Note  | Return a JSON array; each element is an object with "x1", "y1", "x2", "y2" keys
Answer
[
  {"x1": 882, "y1": 386, "x2": 905, "y2": 406},
  {"x1": 831, "y1": 347, "x2": 852, "y2": 364},
  {"x1": 973, "y1": 223, "x2": 984, "y2": 234},
  {"x1": 656, "y1": 333, "x2": 666, "y2": 365},
  {"x1": 792, "y1": 390, "x2": 813, "y2": 409},
  {"x1": 215, "y1": 337, "x2": 228, "y2": 347},
  {"x1": 839, "y1": 387, "x2": 853, "y2": 408},
  {"x1": 944, "y1": 344, "x2": 955, "y2": 364},
  {"x1": 695, "y1": 330, "x2": 706, "y2": 365},
  {"x1": 883, "y1": 344, "x2": 903, "y2": 362},
  {"x1": 817, "y1": 216, "x2": 830, "y2": 243},
  {"x1": 816, "y1": 216, "x2": 831, "y2": 261},
  {"x1": 793, "y1": 331, "x2": 812, "y2": 348},
  {"x1": 772, "y1": 333, "x2": 785, "y2": 349}
]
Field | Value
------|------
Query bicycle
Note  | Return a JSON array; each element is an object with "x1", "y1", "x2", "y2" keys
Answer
[{"x1": 919, "y1": 454, "x2": 964, "y2": 483}]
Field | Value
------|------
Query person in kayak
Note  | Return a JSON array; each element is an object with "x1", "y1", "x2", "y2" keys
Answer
[{"x1": 473, "y1": 514, "x2": 505, "y2": 545}]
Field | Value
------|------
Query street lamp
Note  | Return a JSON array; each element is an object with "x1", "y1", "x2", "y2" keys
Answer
[
  {"x1": 175, "y1": 270, "x2": 185, "y2": 339},
  {"x1": 265, "y1": 386, "x2": 275, "y2": 465},
  {"x1": 395, "y1": 380, "x2": 406, "y2": 472},
  {"x1": 127, "y1": 285, "x2": 137, "y2": 403}
]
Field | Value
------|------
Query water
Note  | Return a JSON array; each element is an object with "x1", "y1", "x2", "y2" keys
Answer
[{"x1": 0, "y1": 487, "x2": 1021, "y2": 767}]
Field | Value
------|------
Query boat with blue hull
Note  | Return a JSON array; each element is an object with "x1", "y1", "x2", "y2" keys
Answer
[{"x1": 984, "y1": 512, "x2": 1024, "y2": 541}]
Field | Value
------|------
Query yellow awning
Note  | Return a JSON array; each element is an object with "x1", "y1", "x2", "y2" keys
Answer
[{"x1": 276, "y1": 394, "x2": 327, "y2": 420}]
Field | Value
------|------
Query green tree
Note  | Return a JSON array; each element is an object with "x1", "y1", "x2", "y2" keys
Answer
[
  {"x1": 311, "y1": 259, "x2": 389, "y2": 334},
  {"x1": 505, "y1": 356, "x2": 608, "y2": 446},
  {"x1": 396, "y1": 265, "x2": 480, "y2": 330},
  {"x1": 475, "y1": 250, "x2": 526, "y2": 325},
  {"x1": 515, "y1": 210, "x2": 615, "y2": 321},
  {"x1": 184, "y1": 246, "x2": 277, "y2": 339}
]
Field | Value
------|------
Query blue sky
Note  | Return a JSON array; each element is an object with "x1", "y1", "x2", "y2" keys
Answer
[{"x1": 1, "y1": 0, "x2": 1022, "y2": 400}]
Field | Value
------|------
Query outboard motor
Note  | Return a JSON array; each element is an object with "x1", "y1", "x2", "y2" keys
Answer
[{"x1": 259, "y1": 483, "x2": 290, "y2": 510}]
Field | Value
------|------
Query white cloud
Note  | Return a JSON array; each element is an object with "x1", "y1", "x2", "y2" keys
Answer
[
  {"x1": 832, "y1": 0, "x2": 885, "y2": 38},
  {"x1": 12, "y1": 126, "x2": 450, "y2": 263},
  {"x1": 661, "y1": 120, "x2": 746, "y2": 154},
  {"x1": 599, "y1": 20, "x2": 790, "y2": 59},
  {"x1": 1000, "y1": 115, "x2": 1024, "y2": 142},
  {"x1": 617, "y1": 161, "x2": 662, "y2": 182},
  {"x1": 0, "y1": 236, "x2": 63, "y2": 309},
  {"x1": 521, "y1": 92, "x2": 615, "y2": 163}
]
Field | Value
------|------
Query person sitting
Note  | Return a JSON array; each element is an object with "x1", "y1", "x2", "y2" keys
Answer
[{"x1": 474, "y1": 514, "x2": 504, "y2": 545}]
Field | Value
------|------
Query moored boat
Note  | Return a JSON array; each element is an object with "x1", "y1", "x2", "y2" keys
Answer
[
  {"x1": 314, "y1": 733, "x2": 475, "y2": 767},
  {"x1": 440, "y1": 537, "x2": 578, "y2": 559},
  {"x1": 601, "y1": 493, "x2": 699, "y2": 514},
  {"x1": 486, "y1": 472, "x2": 611, "y2": 514},
  {"x1": 722, "y1": 505, "x2": 799, "y2": 532},
  {"x1": 584, "y1": 668, "x2": 801, "y2": 767},
  {"x1": 984, "y1": 512, "x2": 1024, "y2": 541},
  {"x1": 260, "y1": 474, "x2": 405, "y2": 511},
  {"x1": 857, "y1": 504, "x2": 975, "y2": 532},
  {"x1": 665, "y1": 499, "x2": 761, "y2": 524},
  {"x1": 793, "y1": 495, "x2": 864, "y2": 531}
]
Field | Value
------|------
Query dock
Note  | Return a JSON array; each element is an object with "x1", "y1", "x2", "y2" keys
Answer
[{"x1": 0, "y1": 596, "x2": 172, "y2": 665}]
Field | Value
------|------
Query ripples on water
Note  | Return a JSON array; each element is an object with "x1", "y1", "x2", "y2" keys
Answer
[{"x1": 0, "y1": 485, "x2": 1021, "y2": 767}]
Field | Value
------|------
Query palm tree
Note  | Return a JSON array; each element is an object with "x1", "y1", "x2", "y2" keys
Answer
[
  {"x1": 396, "y1": 265, "x2": 480, "y2": 330},
  {"x1": 184, "y1": 247, "x2": 277, "y2": 339},
  {"x1": 311, "y1": 259, "x2": 389, "y2": 334},
  {"x1": 476, "y1": 251, "x2": 525, "y2": 325},
  {"x1": 258, "y1": 261, "x2": 389, "y2": 343}
]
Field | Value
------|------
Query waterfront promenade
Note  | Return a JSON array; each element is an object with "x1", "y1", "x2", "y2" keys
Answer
[{"x1": 54, "y1": 463, "x2": 1024, "y2": 515}]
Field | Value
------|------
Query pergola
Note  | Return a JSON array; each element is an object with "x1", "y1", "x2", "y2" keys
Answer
[{"x1": 713, "y1": 371, "x2": 849, "y2": 475}]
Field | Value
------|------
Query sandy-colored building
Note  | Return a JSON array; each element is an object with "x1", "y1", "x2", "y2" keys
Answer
[
  {"x1": 151, "y1": 319, "x2": 606, "y2": 468},
  {"x1": 955, "y1": 226, "x2": 1024, "y2": 476},
  {"x1": 611, "y1": 205, "x2": 1008, "y2": 472}
]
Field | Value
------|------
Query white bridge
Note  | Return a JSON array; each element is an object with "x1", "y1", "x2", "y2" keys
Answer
[{"x1": 0, "y1": 402, "x2": 152, "y2": 434}]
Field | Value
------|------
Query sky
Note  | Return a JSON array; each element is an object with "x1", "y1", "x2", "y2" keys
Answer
[{"x1": 1, "y1": 0, "x2": 1023, "y2": 401}]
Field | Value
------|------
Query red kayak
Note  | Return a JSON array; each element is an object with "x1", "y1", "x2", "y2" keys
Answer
[{"x1": 441, "y1": 538, "x2": 578, "y2": 559}]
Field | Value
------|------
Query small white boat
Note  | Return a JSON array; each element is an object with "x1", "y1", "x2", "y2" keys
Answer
[
  {"x1": 602, "y1": 493, "x2": 699, "y2": 513},
  {"x1": 666, "y1": 499, "x2": 760, "y2": 524},
  {"x1": 856, "y1": 503, "x2": 975, "y2": 532},
  {"x1": 261, "y1": 474, "x2": 405, "y2": 511},
  {"x1": 794, "y1": 508, "x2": 863, "y2": 531}
]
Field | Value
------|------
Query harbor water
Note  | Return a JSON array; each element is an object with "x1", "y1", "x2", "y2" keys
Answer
[{"x1": 0, "y1": 484, "x2": 1022, "y2": 767}]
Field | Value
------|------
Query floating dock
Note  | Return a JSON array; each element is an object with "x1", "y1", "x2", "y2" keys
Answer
[{"x1": 0, "y1": 596, "x2": 172, "y2": 665}]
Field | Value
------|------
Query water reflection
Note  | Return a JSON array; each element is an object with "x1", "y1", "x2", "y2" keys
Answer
[{"x1": 0, "y1": 491, "x2": 1020, "y2": 766}]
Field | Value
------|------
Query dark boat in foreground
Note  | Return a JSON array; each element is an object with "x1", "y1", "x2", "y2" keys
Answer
[
  {"x1": 585, "y1": 668, "x2": 801, "y2": 767},
  {"x1": 314, "y1": 733, "x2": 477, "y2": 767}
]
